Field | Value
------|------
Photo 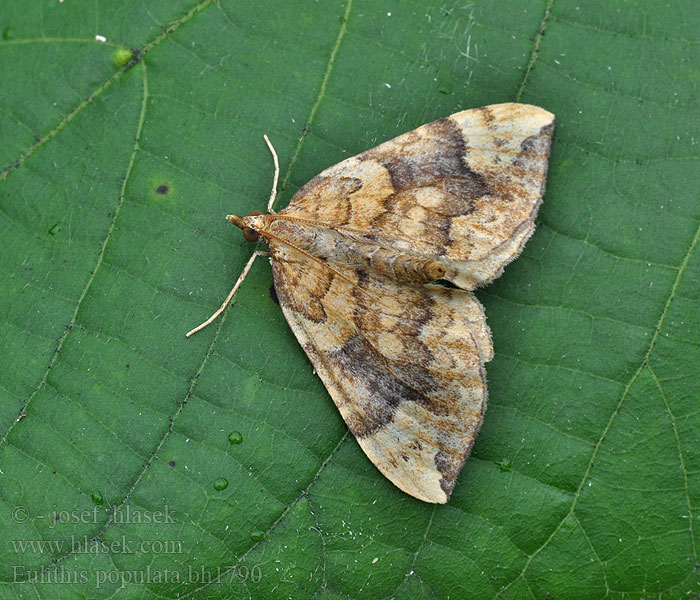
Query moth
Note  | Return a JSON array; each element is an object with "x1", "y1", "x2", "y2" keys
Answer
[{"x1": 189, "y1": 103, "x2": 555, "y2": 503}]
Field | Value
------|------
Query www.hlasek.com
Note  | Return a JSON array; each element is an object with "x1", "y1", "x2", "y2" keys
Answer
[
  {"x1": 12, "y1": 534, "x2": 182, "y2": 556},
  {"x1": 12, "y1": 564, "x2": 263, "y2": 588}
]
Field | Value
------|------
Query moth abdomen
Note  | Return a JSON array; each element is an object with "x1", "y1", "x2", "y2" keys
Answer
[{"x1": 368, "y1": 248, "x2": 445, "y2": 284}]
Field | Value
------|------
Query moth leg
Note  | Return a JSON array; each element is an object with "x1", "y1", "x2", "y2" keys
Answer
[
  {"x1": 185, "y1": 250, "x2": 269, "y2": 337},
  {"x1": 263, "y1": 134, "x2": 279, "y2": 214}
]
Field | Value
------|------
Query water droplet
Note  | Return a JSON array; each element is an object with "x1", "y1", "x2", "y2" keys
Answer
[
  {"x1": 112, "y1": 47, "x2": 133, "y2": 67},
  {"x1": 228, "y1": 431, "x2": 243, "y2": 445},
  {"x1": 91, "y1": 491, "x2": 104, "y2": 505},
  {"x1": 437, "y1": 77, "x2": 453, "y2": 95},
  {"x1": 496, "y1": 459, "x2": 512, "y2": 472},
  {"x1": 250, "y1": 529, "x2": 265, "y2": 542},
  {"x1": 213, "y1": 477, "x2": 229, "y2": 491}
]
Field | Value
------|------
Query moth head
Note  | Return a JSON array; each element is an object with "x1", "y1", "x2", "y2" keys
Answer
[{"x1": 226, "y1": 210, "x2": 266, "y2": 242}]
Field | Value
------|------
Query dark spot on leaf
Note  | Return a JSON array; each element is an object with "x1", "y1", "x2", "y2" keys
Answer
[
  {"x1": 156, "y1": 184, "x2": 169, "y2": 195},
  {"x1": 169, "y1": 460, "x2": 176, "y2": 467}
]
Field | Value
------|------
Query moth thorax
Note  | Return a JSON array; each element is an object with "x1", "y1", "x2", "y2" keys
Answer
[
  {"x1": 244, "y1": 213, "x2": 267, "y2": 231},
  {"x1": 371, "y1": 249, "x2": 446, "y2": 284}
]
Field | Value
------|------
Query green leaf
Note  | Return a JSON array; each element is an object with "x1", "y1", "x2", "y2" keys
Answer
[{"x1": 1, "y1": 0, "x2": 698, "y2": 598}]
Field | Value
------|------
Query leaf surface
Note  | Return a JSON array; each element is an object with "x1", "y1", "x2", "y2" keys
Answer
[{"x1": 1, "y1": 1, "x2": 698, "y2": 598}]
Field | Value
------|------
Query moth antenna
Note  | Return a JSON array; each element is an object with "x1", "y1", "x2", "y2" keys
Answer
[
  {"x1": 185, "y1": 250, "x2": 268, "y2": 337},
  {"x1": 263, "y1": 134, "x2": 279, "y2": 214}
]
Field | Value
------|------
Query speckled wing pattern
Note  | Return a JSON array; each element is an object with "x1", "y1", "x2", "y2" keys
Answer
[{"x1": 265, "y1": 103, "x2": 554, "y2": 503}]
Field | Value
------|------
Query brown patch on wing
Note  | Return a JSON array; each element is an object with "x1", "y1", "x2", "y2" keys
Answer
[
  {"x1": 520, "y1": 122, "x2": 555, "y2": 155},
  {"x1": 479, "y1": 105, "x2": 496, "y2": 128},
  {"x1": 435, "y1": 450, "x2": 463, "y2": 498},
  {"x1": 328, "y1": 335, "x2": 443, "y2": 438},
  {"x1": 270, "y1": 241, "x2": 334, "y2": 323},
  {"x1": 515, "y1": 122, "x2": 556, "y2": 194},
  {"x1": 362, "y1": 117, "x2": 489, "y2": 213}
]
